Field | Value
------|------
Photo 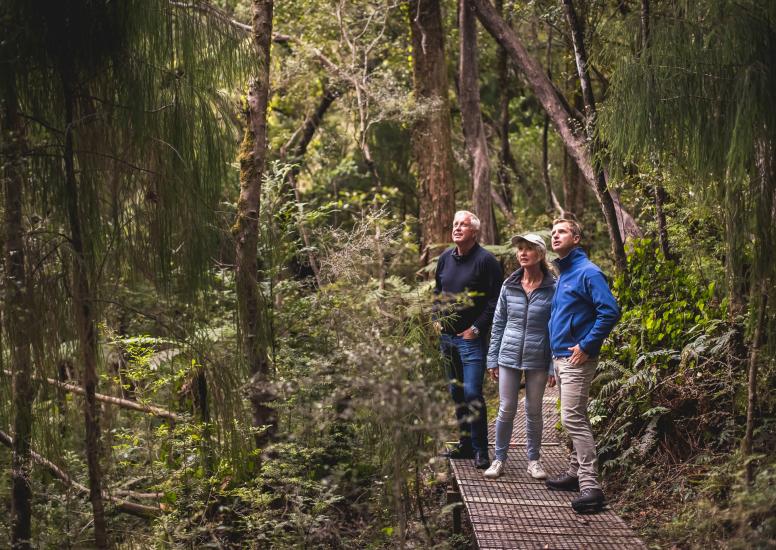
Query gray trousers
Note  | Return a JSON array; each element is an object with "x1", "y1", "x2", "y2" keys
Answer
[
  {"x1": 554, "y1": 356, "x2": 600, "y2": 491},
  {"x1": 493, "y1": 367, "x2": 548, "y2": 462}
]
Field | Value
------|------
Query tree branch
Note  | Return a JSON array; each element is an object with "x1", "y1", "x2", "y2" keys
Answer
[
  {"x1": 0, "y1": 430, "x2": 162, "y2": 518},
  {"x1": 0, "y1": 370, "x2": 183, "y2": 422}
]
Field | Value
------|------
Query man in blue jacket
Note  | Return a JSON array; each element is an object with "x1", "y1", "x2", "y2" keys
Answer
[
  {"x1": 545, "y1": 217, "x2": 620, "y2": 513},
  {"x1": 435, "y1": 210, "x2": 503, "y2": 469}
]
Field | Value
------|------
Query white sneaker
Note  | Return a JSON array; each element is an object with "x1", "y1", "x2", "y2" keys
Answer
[
  {"x1": 484, "y1": 459, "x2": 505, "y2": 479},
  {"x1": 527, "y1": 459, "x2": 548, "y2": 479}
]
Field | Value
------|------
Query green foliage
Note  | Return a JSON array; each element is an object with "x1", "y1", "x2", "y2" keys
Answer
[
  {"x1": 660, "y1": 453, "x2": 776, "y2": 549},
  {"x1": 594, "y1": 239, "x2": 730, "y2": 467},
  {"x1": 587, "y1": 238, "x2": 775, "y2": 548},
  {"x1": 3, "y1": 1, "x2": 774, "y2": 548},
  {"x1": 612, "y1": 239, "x2": 723, "y2": 360}
]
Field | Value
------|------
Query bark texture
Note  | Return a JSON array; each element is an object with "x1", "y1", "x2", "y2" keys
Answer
[
  {"x1": 541, "y1": 29, "x2": 563, "y2": 216},
  {"x1": 234, "y1": 0, "x2": 277, "y2": 449},
  {"x1": 471, "y1": 0, "x2": 637, "y2": 271},
  {"x1": 3, "y1": 72, "x2": 34, "y2": 550},
  {"x1": 408, "y1": 0, "x2": 456, "y2": 260},
  {"x1": 743, "y1": 283, "x2": 767, "y2": 484},
  {"x1": 459, "y1": 0, "x2": 495, "y2": 244}
]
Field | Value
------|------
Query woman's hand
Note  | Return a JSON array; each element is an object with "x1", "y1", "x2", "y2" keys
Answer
[
  {"x1": 546, "y1": 375, "x2": 556, "y2": 388},
  {"x1": 487, "y1": 368, "x2": 499, "y2": 382}
]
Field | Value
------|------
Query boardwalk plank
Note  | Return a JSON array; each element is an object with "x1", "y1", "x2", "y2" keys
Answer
[{"x1": 449, "y1": 385, "x2": 646, "y2": 549}]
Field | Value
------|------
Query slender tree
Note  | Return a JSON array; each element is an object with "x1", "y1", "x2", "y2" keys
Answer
[
  {"x1": 541, "y1": 28, "x2": 564, "y2": 216},
  {"x1": 2, "y1": 70, "x2": 34, "y2": 550},
  {"x1": 235, "y1": 0, "x2": 277, "y2": 450},
  {"x1": 493, "y1": 0, "x2": 515, "y2": 221},
  {"x1": 408, "y1": 0, "x2": 456, "y2": 261},
  {"x1": 561, "y1": 0, "x2": 626, "y2": 271},
  {"x1": 639, "y1": 0, "x2": 672, "y2": 260},
  {"x1": 61, "y1": 71, "x2": 108, "y2": 547}
]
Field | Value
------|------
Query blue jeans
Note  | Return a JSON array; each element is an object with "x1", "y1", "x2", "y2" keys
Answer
[{"x1": 440, "y1": 333, "x2": 488, "y2": 455}]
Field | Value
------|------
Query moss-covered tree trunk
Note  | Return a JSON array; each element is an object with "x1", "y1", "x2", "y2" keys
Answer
[
  {"x1": 3, "y1": 70, "x2": 34, "y2": 550},
  {"x1": 234, "y1": 0, "x2": 277, "y2": 451},
  {"x1": 408, "y1": 0, "x2": 456, "y2": 261}
]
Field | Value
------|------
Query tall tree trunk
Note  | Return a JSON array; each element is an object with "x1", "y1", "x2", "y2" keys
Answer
[
  {"x1": 471, "y1": 0, "x2": 633, "y2": 272},
  {"x1": 459, "y1": 0, "x2": 495, "y2": 244},
  {"x1": 561, "y1": 0, "x2": 626, "y2": 272},
  {"x1": 744, "y1": 135, "x2": 776, "y2": 483},
  {"x1": 62, "y1": 77, "x2": 108, "y2": 549},
  {"x1": 234, "y1": 0, "x2": 277, "y2": 451},
  {"x1": 540, "y1": 28, "x2": 563, "y2": 215},
  {"x1": 3, "y1": 72, "x2": 34, "y2": 550},
  {"x1": 562, "y1": 1, "x2": 596, "y2": 126},
  {"x1": 408, "y1": 0, "x2": 456, "y2": 261}
]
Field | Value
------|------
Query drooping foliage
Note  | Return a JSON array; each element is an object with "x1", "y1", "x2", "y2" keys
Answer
[
  {"x1": 601, "y1": 0, "x2": 776, "y2": 315},
  {"x1": 2, "y1": 0, "x2": 251, "y2": 292}
]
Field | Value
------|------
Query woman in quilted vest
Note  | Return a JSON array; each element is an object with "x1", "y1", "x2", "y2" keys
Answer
[{"x1": 483, "y1": 233, "x2": 557, "y2": 479}]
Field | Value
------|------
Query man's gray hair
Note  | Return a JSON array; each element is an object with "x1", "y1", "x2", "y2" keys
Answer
[{"x1": 454, "y1": 210, "x2": 481, "y2": 231}]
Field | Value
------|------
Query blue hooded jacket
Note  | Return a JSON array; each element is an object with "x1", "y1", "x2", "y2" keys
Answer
[{"x1": 549, "y1": 247, "x2": 620, "y2": 358}]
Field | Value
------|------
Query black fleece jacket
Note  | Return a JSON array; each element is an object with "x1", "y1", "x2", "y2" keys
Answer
[{"x1": 434, "y1": 242, "x2": 503, "y2": 335}]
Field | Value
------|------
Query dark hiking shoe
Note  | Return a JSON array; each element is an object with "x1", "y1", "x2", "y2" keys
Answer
[
  {"x1": 444, "y1": 443, "x2": 474, "y2": 460},
  {"x1": 545, "y1": 474, "x2": 580, "y2": 491},
  {"x1": 474, "y1": 451, "x2": 491, "y2": 470},
  {"x1": 571, "y1": 488, "x2": 605, "y2": 513}
]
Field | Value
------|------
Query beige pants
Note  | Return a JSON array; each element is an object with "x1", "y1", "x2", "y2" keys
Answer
[{"x1": 554, "y1": 356, "x2": 600, "y2": 491}]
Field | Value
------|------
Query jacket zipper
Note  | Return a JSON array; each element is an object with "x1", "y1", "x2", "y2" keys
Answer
[{"x1": 518, "y1": 285, "x2": 541, "y2": 366}]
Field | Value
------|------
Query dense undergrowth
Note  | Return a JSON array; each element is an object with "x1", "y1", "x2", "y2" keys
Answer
[
  {"x1": 592, "y1": 240, "x2": 776, "y2": 549},
  {"x1": 0, "y1": 195, "x2": 468, "y2": 548}
]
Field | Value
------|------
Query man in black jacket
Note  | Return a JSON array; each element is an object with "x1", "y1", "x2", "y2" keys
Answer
[{"x1": 435, "y1": 210, "x2": 503, "y2": 469}]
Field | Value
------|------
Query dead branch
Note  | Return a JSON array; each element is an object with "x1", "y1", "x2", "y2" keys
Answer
[
  {"x1": 0, "y1": 430, "x2": 161, "y2": 518},
  {"x1": 1, "y1": 370, "x2": 183, "y2": 422}
]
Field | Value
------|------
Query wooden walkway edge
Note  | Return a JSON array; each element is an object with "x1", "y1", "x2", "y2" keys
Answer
[{"x1": 449, "y1": 386, "x2": 646, "y2": 549}]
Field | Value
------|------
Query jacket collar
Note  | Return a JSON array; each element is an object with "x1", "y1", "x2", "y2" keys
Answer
[
  {"x1": 452, "y1": 241, "x2": 480, "y2": 262},
  {"x1": 505, "y1": 267, "x2": 557, "y2": 289},
  {"x1": 553, "y1": 247, "x2": 587, "y2": 272}
]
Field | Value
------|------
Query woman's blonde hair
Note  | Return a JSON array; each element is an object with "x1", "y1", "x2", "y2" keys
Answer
[{"x1": 516, "y1": 241, "x2": 556, "y2": 276}]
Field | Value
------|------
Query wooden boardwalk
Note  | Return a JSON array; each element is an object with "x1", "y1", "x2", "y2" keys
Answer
[{"x1": 449, "y1": 386, "x2": 646, "y2": 549}]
